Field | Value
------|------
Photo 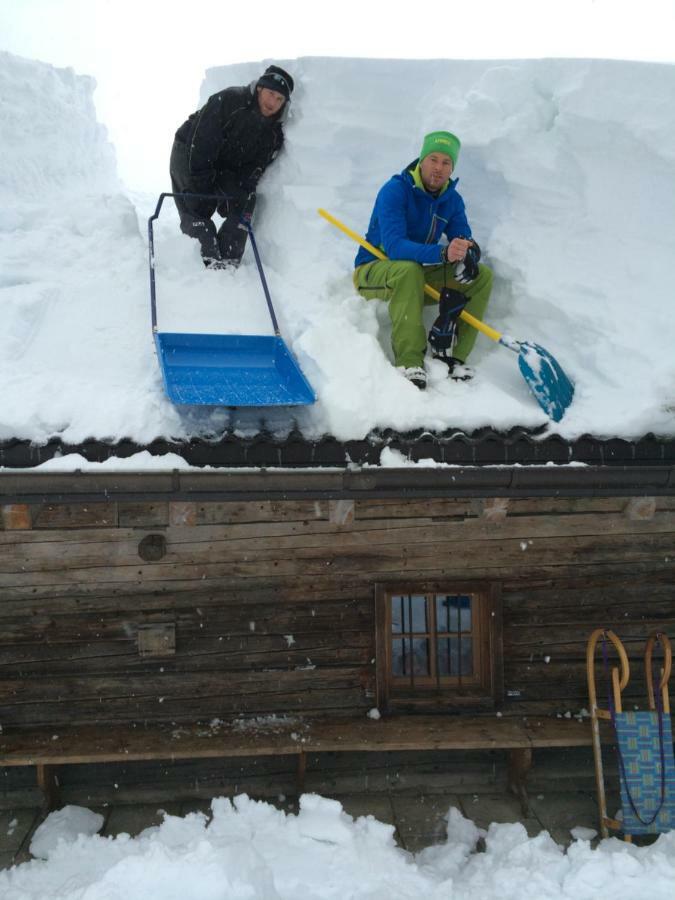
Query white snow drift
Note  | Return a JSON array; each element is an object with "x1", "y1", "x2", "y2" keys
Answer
[
  {"x1": 0, "y1": 52, "x2": 674, "y2": 445},
  {"x1": 3, "y1": 795, "x2": 675, "y2": 900}
]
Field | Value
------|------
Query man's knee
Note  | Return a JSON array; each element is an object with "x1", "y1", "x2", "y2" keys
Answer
[
  {"x1": 475, "y1": 262, "x2": 493, "y2": 290},
  {"x1": 386, "y1": 261, "x2": 425, "y2": 297}
]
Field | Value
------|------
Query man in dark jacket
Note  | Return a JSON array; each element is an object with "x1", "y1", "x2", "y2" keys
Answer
[
  {"x1": 170, "y1": 65, "x2": 294, "y2": 267},
  {"x1": 354, "y1": 131, "x2": 493, "y2": 389}
]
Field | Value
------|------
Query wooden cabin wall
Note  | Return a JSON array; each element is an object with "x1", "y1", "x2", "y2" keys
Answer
[{"x1": 1, "y1": 495, "x2": 674, "y2": 729}]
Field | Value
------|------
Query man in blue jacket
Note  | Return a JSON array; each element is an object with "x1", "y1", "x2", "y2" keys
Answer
[{"x1": 354, "y1": 131, "x2": 493, "y2": 389}]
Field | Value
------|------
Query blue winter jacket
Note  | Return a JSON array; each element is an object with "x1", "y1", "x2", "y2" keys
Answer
[{"x1": 354, "y1": 160, "x2": 471, "y2": 268}]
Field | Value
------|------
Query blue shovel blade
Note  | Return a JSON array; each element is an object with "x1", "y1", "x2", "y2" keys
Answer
[
  {"x1": 155, "y1": 332, "x2": 316, "y2": 407},
  {"x1": 517, "y1": 342, "x2": 575, "y2": 422}
]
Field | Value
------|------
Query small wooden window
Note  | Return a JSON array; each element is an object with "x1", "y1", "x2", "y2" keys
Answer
[{"x1": 375, "y1": 583, "x2": 502, "y2": 712}]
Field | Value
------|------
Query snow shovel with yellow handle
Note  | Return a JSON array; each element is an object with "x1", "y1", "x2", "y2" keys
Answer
[{"x1": 318, "y1": 208, "x2": 574, "y2": 422}]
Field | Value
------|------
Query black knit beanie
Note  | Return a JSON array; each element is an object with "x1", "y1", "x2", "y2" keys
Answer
[{"x1": 256, "y1": 65, "x2": 294, "y2": 100}]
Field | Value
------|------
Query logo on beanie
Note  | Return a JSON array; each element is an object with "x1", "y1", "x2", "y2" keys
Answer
[
  {"x1": 269, "y1": 73, "x2": 289, "y2": 92},
  {"x1": 420, "y1": 131, "x2": 461, "y2": 166},
  {"x1": 258, "y1": 66, "x2": 294, "y2": 100}
]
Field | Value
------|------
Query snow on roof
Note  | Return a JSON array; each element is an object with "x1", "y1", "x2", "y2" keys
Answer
[{"x1": 1, "y1": 53, "x2": 674, "y2": 453}]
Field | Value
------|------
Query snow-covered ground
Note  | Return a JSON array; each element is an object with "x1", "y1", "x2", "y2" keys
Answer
[
  {"x1": 3, "y1": 796, "x2": 675, "y2": 900},
  {"x1": 1, "y1": 53, "x2": 674, "y2": 448}
]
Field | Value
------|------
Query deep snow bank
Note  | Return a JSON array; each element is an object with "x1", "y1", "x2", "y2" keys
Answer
[
  {"x1": 1, "y1": 54, "x2": 674, "y2": 448},
  {"x1": 196, "y1": 58, "x2": 675, "y2": 441},
  {"x1": 0, "y1": 50, "x2": 116, "y2": 199},
  {"x1": 0, "y1": 51, "x2": 181, "y2": 445},
  {"x1": 2, "y1": 795, "x2": 675, "y2": 900}
]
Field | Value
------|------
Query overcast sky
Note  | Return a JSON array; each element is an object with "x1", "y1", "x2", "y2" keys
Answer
[{"x1": 2, "y1": 0, "x2": 674, "y2": 189}]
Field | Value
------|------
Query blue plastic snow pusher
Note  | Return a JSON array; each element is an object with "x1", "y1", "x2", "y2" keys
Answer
[{"x1": 148, "y1": 193, "x2": 315, "y2": 407}]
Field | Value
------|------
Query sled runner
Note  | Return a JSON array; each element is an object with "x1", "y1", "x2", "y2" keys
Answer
[
  {"x1": 148, "y1": 193, "x2": 315, "y2": 407},
  {"x1": 318, "y1": 208, "x2": 574, "y2": 422}
]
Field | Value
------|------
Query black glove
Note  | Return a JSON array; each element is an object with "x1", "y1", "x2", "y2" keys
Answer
[
  {"x1": 428, "y1": 288, "x2": 469, "y2": 354},
  {"x1": 453, "y1": 239, "x2": 481, "y2": 284},
  {"x1": 237, "y1": 191, "x2": 257, "y2": 229}
]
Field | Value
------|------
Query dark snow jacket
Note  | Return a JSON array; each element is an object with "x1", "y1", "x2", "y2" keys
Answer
[
  {"x1": 174, "y1": 84, "x2": 285, "y2": 200},
  {"x1": 354, "y1": 160, "x2": 472, "y2": 268}
]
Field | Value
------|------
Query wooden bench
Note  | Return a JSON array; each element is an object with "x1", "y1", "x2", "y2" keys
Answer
[{"x1": 0, "y1": 715, "x2": 603, "y2": 813}]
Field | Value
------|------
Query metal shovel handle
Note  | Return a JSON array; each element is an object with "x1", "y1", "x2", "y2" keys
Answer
[{"x1": 245, "y1": 222, "x2": 281, "y2": 336}]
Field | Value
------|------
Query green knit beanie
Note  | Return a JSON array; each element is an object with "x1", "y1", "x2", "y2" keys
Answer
[{"x1": 419, "y1": 131, "x2": 461, "y2": 166}]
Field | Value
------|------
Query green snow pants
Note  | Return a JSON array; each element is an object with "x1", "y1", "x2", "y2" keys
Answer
[{"x1": 353, "y1": 260, "x2": 493, "y2": 369}]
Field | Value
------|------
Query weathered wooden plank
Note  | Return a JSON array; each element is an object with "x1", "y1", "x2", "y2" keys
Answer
[
  {"x1": 0, "y1": 685, "x2": 369, "y2": 727},
  {"x1": 0, "y1": 559, "x2": 673, "y2": 607},
  {"x1": 0, "y1": 555, "x2": 672, "y2": 597},
  {"x1": 2, "y1": 508, "x2": 674, "y2": 566},
  {"x1": 0, "y1": 528, "x2": 673, "y2": 587},
  {"x1": 0, "y1": 715, "x2": 608, "y2": 769},
  {"x1": 0, "y1": 662, "x2": 366, "y2": 699},
  {"x1": 0, "y1": 520, "x2": 671, "y2": 577},
  {"x1": 507, "y1": 598, "x2": 675, "y2": 628},
  {"x1": 499, "y1": 498, "x2": 631, "y2": 515},
  {"x1": 2, "y1": 508, "x2": 674, "y2": 563},
  {"x1": 356, "y1": 499, "x2": 477, "y2": 520},
  {"x1": 0, "y1": 634, "x2": 374, "y2": 674},
  {"x1": 302, "y1": 717, "x2": 534, "y2": 752},
  {"x1": 505, "y1": 617, "x2": 675, "y2": 651},
  {"x1": 0, "y1": 517, "x2": 436, "y2": 560},
  {"x1": 194, "y1": 500, "x2": 330, "y2": 525},
  {"x1": 504, "y1": 576, "x2": 675, "y2": 607},
  {"x1": 358, "y1": 496, "x2": 675, "y2": 519},
  {"x1": 31, "y1": 503, "x2": 118, "y2": 529},
  {"x1": 118, "y1": 502, "x2": 169, "y2": 528},
  {"x1": 0, "y1": 581, "x2": 372, "y2": 616},
  {"x1": 0, "y1": 722, "x2": 306, "y2": 766},
  {"x1": 503, "y1": 661, "x2": 654, "y2": 698},
  {"x1": 501, "y1": 566, "x2": 675, "y2": 595},
  {"x1": 0, "y1": 597, "x2": 373, "y2": 644}
]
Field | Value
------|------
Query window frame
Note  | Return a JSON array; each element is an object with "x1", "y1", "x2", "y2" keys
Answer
[{"x1": 375, "y1": 581, "x2": 503, "y2": 713}]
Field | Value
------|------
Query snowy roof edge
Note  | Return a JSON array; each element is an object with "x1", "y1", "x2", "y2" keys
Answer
[
  {"x1": 0, "y1": 463, "x2": 674, "y2": 504},
  {"x1": 0, "y1": 429, "x2": 673, "y2": 471}
]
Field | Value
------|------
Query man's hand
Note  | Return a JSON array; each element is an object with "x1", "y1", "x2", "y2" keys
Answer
[{"x1": 446, "y1": 237, "x2": 473, "y2": 263}]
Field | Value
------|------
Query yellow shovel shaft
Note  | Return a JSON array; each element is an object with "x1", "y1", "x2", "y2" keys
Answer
[{"x1": 318, "y1": 208, "x2": 503, "y2": 344}]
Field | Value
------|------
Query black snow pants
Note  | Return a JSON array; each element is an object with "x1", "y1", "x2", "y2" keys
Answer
[{"x1": 169, "y1": 139, "x2": 256, "y2": 265}]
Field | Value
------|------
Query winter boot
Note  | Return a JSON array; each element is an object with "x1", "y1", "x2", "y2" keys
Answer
[
  {"x1": 203, "y1": 257, "x2": 231, "y2": 271},
  {"x1": 438, "y1": 356, "x2": 475, "y2": 381},
  {"x1": 399, "y1": 366, "x2": 427, "y2": 390}
]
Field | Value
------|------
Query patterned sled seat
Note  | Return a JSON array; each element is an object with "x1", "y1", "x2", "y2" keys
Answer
[
  {"x1": 614, "y1": 709, "x2": 675, "y2": 834},
  {"x1": 587, "y1": 629, "x2": 674, "y2": 839}
]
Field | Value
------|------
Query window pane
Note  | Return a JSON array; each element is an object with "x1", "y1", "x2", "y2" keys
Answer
[
  {"x1": 437, "y1": 636, "x2": 473, "y2": 676},
  {"x1": 458, "y1": 595, "x2": 472, "y2": 631},
  {"x1": 437, "y1": 637, "x2": 451, "y2": 676},
  {"x1": 460, "y1": 637, "x2": 473, "y2": 675},
  {"x1": 410, "y1": 596, "x2": 428, "y2": 633},
  {"x1": 393, "y1": 595, "x2": 427, "y2": 633},
  {"x1": 391, "y1": 596, "x2": 404, "y2": 633},
  {"x1": 392, "y1": 637, "x2": 429, "y2": 676},
  {"x1": 436, "y1": 594, "x2": 472, "y2": 633},
  {"x1": 411, "y1": 638, "x2": 430, "y2": 675},
  {"x1": 392, "y1": 638, "x2": 405, "y2": 675}
]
